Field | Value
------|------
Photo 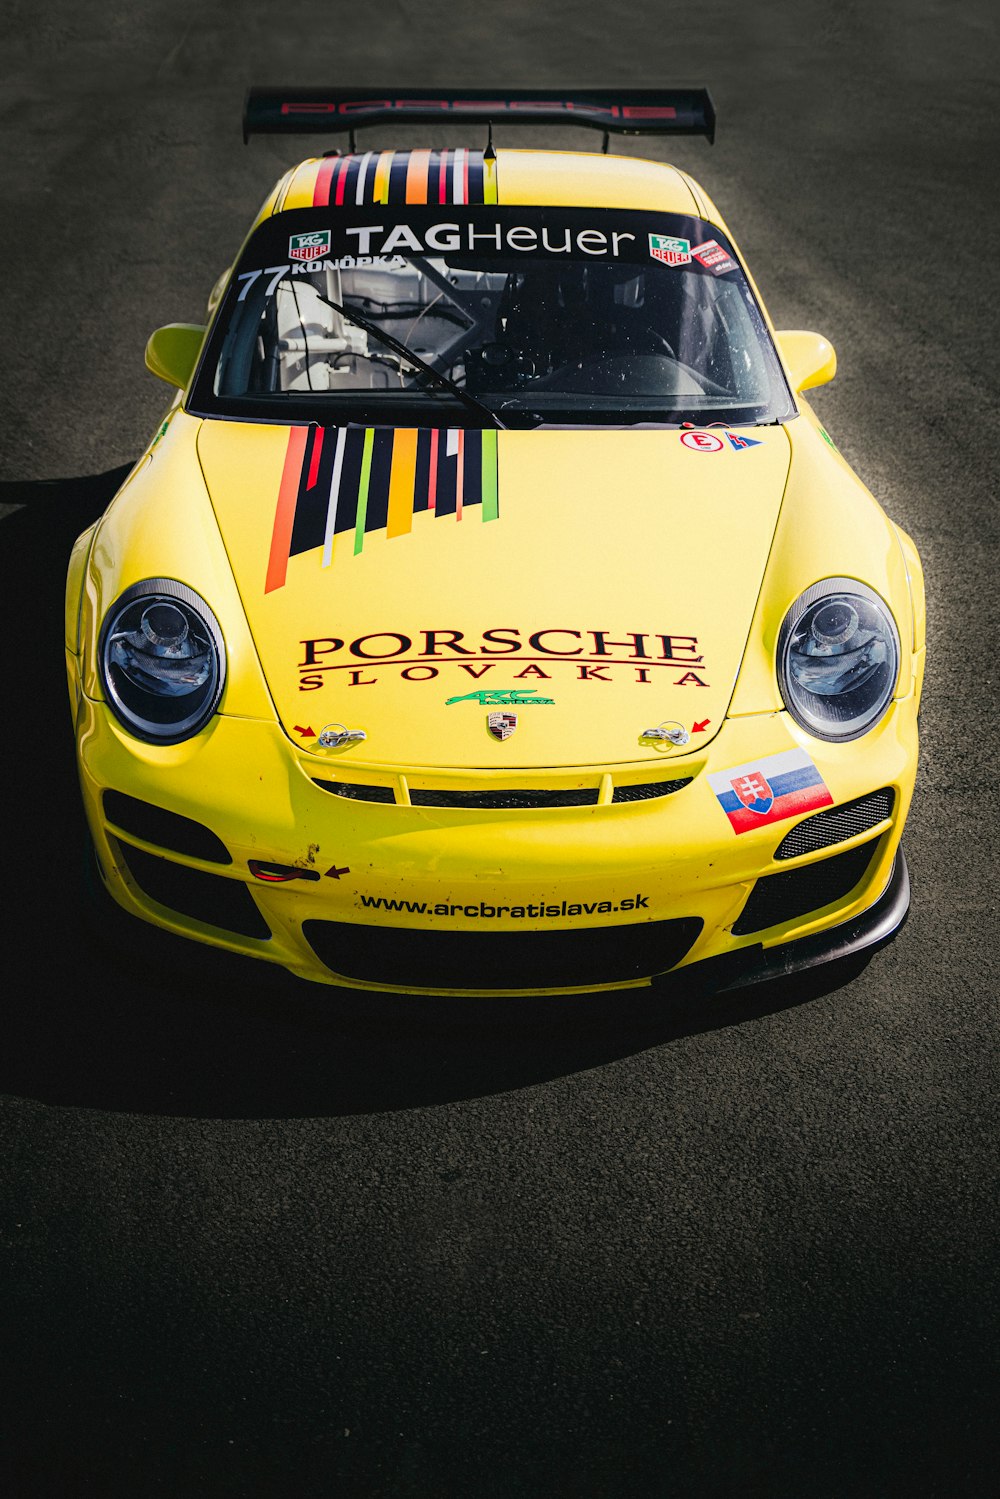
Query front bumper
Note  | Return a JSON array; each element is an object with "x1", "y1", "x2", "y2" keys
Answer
[
  {"x1": 72, "y1": 671, "x2": 918, "y2": 996},
  {"x1": 665, "y1": 847, "x2": 909, "y2": 995}
]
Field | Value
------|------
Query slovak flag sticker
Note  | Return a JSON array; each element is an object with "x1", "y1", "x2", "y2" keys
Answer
[{"x1": 708, "y1": 748, "x2": 834, "y2": 834}]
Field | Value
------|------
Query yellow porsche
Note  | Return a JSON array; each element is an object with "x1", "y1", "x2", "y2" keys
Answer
[{"x1": 65, "y1": 89, "x2": 924, "y2": 995}]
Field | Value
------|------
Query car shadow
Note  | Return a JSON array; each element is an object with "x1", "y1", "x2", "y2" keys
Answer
[{"x1": 0, "y1": 470, "x2": 879, "y2": 1119}]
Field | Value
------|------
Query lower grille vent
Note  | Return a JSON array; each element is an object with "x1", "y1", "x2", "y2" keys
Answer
[
  {"x1": 313, "y1": 780, "x2": 396, "y2": 804},
  {"x1": 314, "y1": 778, "x2": 693, "y2": 810},
  {"x1": 103, "y1": 790, "x2": 231, "y2": 864},
  {"x1": 410, "y1": 787, "x2": 598, "y2": 810},
  {"x1": 774, "y1": 788, "x2": 895, "y2": 860},
  {"x1": 116, "y1": 841, "x2": 270, "y2": 940},
  {"x1": 612, "y1": 777, "x2": 692, "y2": 803},
  {"x1": 733, "y1": 838, "x2": 881, "y2": 936},
  {"x1": 303, "y1": 917, "x2": 703, "y2": 989}
]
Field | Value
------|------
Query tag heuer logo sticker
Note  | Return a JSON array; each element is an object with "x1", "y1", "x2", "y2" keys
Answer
[
  {"x1": 487, "y1": 712, "x2": 518, "y2": 741},
  {"x1": 289, "y1": 231, "x2": 332, "y2": 262},
  {"x1": 649, "y1": 233, "x2": 691, "y2": 267}
]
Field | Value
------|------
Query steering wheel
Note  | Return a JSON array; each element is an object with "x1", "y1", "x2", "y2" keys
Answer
[
  {"x1": 644, "y1": 328, "x2": 677, "y2": 358},
  {"x1": 545, "y1": 321, "x2": 677, "y2": 376}
]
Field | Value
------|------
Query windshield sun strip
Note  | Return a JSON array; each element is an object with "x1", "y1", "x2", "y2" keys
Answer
[{"x1": 189, "y1": 206, "x2": 795, "y2": 426}]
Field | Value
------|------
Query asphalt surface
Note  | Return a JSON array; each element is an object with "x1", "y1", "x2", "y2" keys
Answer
[{"x1": 1, "y1": 3, "x2": 998, "y2": 1495}]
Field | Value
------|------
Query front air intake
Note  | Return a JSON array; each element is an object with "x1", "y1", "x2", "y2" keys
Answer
[
  {"x1": 733, "y1": 839, "x2": 881, "y2": 936},
  {"x1": 409, "y1": 787, "x2": 599, "y2": 809},
  {"x1": 103, "y1": 790, "x2": 231, "y2": 864},
  {"x1": 313, "y1": 780, "x2": 396, "y2": 804},
  {"x1": 303, "y1": 917, "x2": 703, "y2": 989},
  {"x1": 612, "y1": 777, "x2": 692, "y2": 803},
  {"x1": 313, "y1": 777, "x2": 693, "y2": 809},
  {"x1": 116, "y1": 841, "x2": 270, "y2": 940},
  {"x1": 774, "y1": 789, "x2": 895, "y2": 860}
]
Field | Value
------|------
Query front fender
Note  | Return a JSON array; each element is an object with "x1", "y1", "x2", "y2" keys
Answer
[
  {"x1": 79, "y1": 410, "x2": 276, "y2": 724},
  {"x1": 729, "y1": 414, "x2": 921, "y2": 716}
]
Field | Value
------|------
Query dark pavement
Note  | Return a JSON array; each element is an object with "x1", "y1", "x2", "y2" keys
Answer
[{"x1": 0, "y1": 3, "x2": 997, "y2": 1495}]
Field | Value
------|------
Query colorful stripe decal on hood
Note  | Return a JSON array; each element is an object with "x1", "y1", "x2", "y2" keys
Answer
[
  {"x1": 312, "y1": 149, "x2": 496, "y2": 208},
  {"x1": 265, "y1": 426, "x2": 500, "y2": 591}
]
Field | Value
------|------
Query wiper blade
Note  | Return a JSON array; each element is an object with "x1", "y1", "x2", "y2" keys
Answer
[{"x1": 310, "y1": 289, "x2": 505, "y2": 430}]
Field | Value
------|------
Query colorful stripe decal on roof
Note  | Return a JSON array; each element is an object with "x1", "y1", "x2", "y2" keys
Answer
[
  {"x1": 311, "y1": 149, "x2": 496, "y2": 208},
  {"x1": 266, "y1": 425, "x2": 500, "y2": 590}
]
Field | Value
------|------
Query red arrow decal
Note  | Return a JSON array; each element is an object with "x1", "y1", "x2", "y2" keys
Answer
[
  {"x1": 325, "y1": 865, "x2": 351, "y2": 880},
  {"x1": 692, "y1": 719, "x2": 711, "y2": 733},
  {"x1": 293, "y1": 725, "x2": 315, "y2": 737}
]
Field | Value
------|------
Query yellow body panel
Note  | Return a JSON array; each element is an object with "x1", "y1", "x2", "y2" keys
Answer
[
  {"x1": 66, "y1": 146, "x2": 924, "y2": 994},
  {"x1": 197, "y1": 418, "x2": 792, "y2": 767},
  {"x1": 73, "y1": 686, "x2": 916, "y2": 995},
  {"x1": 494, "y1": 149, "x2": 699, "y2": 212},
  {"x1": 77, "y1": 413, "x2": 276, "y2": 722},
  {"x1": 728, "y1": 406, "x2": 922, "y2": 715}
]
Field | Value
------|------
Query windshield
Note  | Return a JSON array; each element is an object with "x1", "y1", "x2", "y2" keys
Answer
[{"x1": 189, "y1": 206, "x2": 795, "y2": 428}]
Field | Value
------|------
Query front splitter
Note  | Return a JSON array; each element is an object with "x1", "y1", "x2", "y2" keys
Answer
[{"x1": 657, "y1": 849, "x2": 910, "y2": 996}]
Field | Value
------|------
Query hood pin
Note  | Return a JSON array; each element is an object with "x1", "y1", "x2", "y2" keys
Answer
[
  {"x1": 640, "y1": 722, "x2": 690, "y2": 748},
  {"x1": 317, "y1": 723, "x2": 367, "y2": 748}
]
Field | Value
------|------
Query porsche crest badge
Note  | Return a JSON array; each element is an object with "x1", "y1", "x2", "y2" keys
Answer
[{"x1": 487, "y1": 712, "x2": 518, "y2": 741}]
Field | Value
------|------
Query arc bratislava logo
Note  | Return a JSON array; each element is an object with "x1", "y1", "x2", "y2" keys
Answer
[
  {"x1": 447, "y1": 689, "x2": 554, "y2": 706},
  {"x1": 487, "y1": 712, "x2": 518, "y2": 741}
]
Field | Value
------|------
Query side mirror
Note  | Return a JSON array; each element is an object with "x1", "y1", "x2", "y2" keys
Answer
[
  {"x1": 207, "y1": 267, "x2": 232, "y2": 317},
  {"x1": 145, "y1": 323, "x2": 207, "y2": 389},
  {"x1": 775, "y1": 330, "x2": 837, "y2": 392}
]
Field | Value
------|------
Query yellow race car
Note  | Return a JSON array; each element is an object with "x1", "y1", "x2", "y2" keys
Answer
[{"x1": 65, "y1": 89, "x2": 924, "y2": 995}]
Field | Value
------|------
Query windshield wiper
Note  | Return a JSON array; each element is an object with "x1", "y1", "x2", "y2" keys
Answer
[{"x1": 310, "y1": 289, "x2": 505, "y2": 431}]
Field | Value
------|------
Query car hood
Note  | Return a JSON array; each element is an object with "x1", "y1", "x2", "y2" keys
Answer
[{"x1": 197, "y1": 420, "x2": 791, "y2": 767}]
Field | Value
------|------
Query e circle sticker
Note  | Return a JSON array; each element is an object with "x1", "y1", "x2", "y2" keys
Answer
[{"x1": 680, "y1": 431, "x2": 724, "y2": 452}]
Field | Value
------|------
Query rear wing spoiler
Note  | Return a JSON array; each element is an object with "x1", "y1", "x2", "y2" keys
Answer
[{"x1": 242, "y1": 87, "x2": 716, "y2": 146}]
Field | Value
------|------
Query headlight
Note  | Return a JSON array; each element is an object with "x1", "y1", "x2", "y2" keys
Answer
[
  {"x1": 777, "y1": 578, "x2": 900, "y2": 741},
  {"x1": 98, "y1": 579, "x2": 226, "y2": 743}
]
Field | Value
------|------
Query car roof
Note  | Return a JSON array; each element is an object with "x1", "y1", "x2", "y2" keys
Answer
[{"x1": 256, "y1": 147, "x2": 720, "y2": 225}]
